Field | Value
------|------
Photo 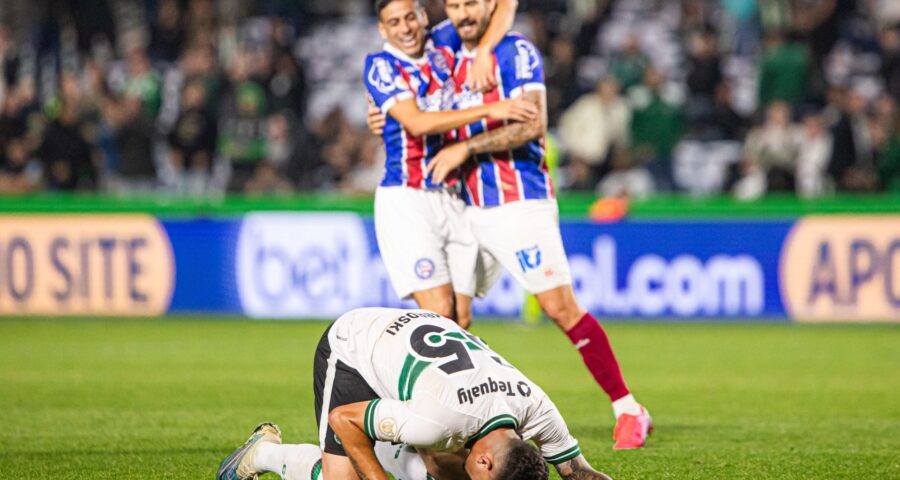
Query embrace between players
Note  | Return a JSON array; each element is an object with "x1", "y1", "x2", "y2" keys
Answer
[{"x1": 218, "y1": 1, "x2": 651, "y2": 479}]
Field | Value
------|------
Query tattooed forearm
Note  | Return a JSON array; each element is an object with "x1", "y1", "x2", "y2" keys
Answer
[
  {"x1": 555, "y1": 456, "x2": 614, "y2": 480},
  {"x1": 465, "y1": 121, "x2": 539, "y2": 155},
  {"x1": 464, "y1": 90, "x2": 546, "y2": 155}
]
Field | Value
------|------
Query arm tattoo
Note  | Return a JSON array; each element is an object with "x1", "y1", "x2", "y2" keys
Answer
[
  {"x1": 555, "y1": 456, "x2": 614, "y2": 480},
  {"x1": 464, "y1": 90, "x2": 546, "y2": 155},
  {"x1": 465, "y1": 121, "x2": 539, "y2": 155}
]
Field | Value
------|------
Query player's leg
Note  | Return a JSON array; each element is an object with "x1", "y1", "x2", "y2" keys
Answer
[
  {"x1": 412, "y1": 283, "x2": 456, "y2": 320},
  {"x1": 466, "y1": 200, "x2": 651, "y2": 448},
  {"x1": 444, "y1": 190, "x2": 482, "y2": 330},
  {"x1": 253, "y1": 442, "x2": 324, "y2": 480},
  {"x1": 375, "y1": 187, "x2": 457, "y2": 319},
  {"x1": 313, "y1": 327, "x2": 381, "y2": 477},
  {"x1": 454, "y1": 293, "x2": 473, "y2": 329}
]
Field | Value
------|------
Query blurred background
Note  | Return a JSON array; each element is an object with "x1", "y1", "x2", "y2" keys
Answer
[{"x1": 2, "y1": 0, "x2": 900, "y2": 199}]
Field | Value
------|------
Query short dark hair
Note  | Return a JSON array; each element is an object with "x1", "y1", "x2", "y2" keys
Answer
[
  {"x1": 376, "y1": 0, "x2": 419, "y2": 16},
  {"x1": 497, "y1": 439, "x2": 549, "y2": 480}
]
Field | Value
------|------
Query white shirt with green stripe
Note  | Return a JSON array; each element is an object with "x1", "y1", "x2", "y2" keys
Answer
[{"x1": 328, "y1": 308, "x2": 581, "y2": 466}]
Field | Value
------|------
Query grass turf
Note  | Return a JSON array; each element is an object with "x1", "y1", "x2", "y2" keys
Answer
[{"x1": 0, "y1": 318, "x2": 898, "y2": 479}]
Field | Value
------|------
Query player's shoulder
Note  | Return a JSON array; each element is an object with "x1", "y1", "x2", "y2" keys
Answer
[
  {"x1": 494, "y1": 32, "x2": 538, "y2": 55},
  {"x1": 430, "y1": 19, "x2": 462, "y2": 51},
  {"x1": 365, "y1": 49, "x2": 398, "y2": 68}
]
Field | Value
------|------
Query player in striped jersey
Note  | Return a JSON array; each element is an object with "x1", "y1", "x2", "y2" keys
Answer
[
  {"x1": 421, "y1": 0, "x2": 653, "y2": 450},
  {"x1": 365, "y1": 0, "x2": 531, "y2": 329},
  {"x1": 218, "y1": 308, "x2": 615, "y2": 480}
]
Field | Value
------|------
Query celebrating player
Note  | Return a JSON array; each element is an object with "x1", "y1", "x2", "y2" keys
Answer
[
  {"x1": 217, "y1": 308, "x2": 614, "y2": 480},
  {"x1": 366, "y1": 0, "x2": 529, "y2": 328},
  {"x1": 419, "y1": 0, "x2": 652, "y2": 449}
]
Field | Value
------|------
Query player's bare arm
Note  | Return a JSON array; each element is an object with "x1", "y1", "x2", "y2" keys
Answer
[
  {"x1": 468, "y1": 0, "x2": 518, "y2": 91},
  {"x1": 555, "y1": 455, "x2": 615, "y2": 480},
  {"x1": 328, "y1": 402, "x2": 390, "y2": 480},
  {"x1": 387, "y1": 95, "x2": 537, "y2": 137},
  {"x1": 426, "y1": 89, "x2": 546, "y2": 183}
]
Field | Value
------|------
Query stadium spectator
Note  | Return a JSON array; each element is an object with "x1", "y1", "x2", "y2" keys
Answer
[
  {"x1": 218, "y1": 65, "x2": 269, "y2": 193},
  {"x1": 168, "y1": 80, "x2": 217, "y2": 195},
  {"x1": 685, "y1": 29, "x2": 724, "y2": 127},
  {"x1": 878, "y1": 122, "x2": 900, "y2": 192},
  {"x1": 149, "y1": 0, "x2": 186, "y2": 63},
  {"x1": 609, "y1": 34, "x2": 649, "y2": 92},
  {"x1": 828, "y1": 89, "x2": 880, "y2": 192},
  {"x1": 740, "y1": 100, "x2": 798, "y2": 194},
  {"x1": 758, "y1": 30, "x2": 811, "y2": 107},
  {"x1": 559, "y1": 77, "x2": 630, "y2": 189},
  {"x1": 795, "y1": 111, "x2": 833, "y2": 197},
  {"x1": 0, "y1": 116, "x2": 40, "y2": 193},
  {"x1": 629, "y1": 67, "x2": 685, "y2": 191}
]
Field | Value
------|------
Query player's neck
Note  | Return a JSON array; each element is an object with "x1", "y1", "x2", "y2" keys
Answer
[{"x1": 463, "y1": 40, "x2": 479, "y2": 53}]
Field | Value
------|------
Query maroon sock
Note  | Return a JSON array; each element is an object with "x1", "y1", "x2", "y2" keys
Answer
[{"x1": 565, "y1": 312, "x2": 630, "y2": 401}]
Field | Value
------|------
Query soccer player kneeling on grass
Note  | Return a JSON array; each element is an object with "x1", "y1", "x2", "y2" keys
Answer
[{"x1": 217, "y1": 308, "x2": 613, "y2": 480}]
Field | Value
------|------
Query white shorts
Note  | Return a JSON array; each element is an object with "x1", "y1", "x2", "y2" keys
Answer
[
  {"x1": 375, "y1": 186, "x2": 479, "y2": 299},
  {"x1": 466, "y1": 199, "x2": 572, "y2": 295}
]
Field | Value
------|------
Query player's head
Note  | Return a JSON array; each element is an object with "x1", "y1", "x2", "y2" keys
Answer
[
  {"x1": 376, "y1": 0, "x2": 429, "y2": 58},
  {"x1": 467, "y1": 434, "x2": 549, "y2": 480},
  {"x1": 444, "y1": 0, "x2": 497, "y2": 46}
]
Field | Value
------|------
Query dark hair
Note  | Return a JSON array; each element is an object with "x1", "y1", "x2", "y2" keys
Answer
[
  {"x1": 376, "y1": 0, "x2": 419, "y2": 16},
  {"x1": 497, "y1": 439, "x2": 549, "y2": 480}
]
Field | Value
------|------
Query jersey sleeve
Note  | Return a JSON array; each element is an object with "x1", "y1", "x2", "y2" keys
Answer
[
  {"x1": 363, "y1": 399, "x2": 455, "y2": 448},
  {"x1": 494, "y1": 36, "x2": 546, "y2": 99},
  {"x1": 364, "y1": 55, "x2": 414, "y2": 114},
  {"x1": 430, "y1": 20, "x2": 462, "y2": 52},
  {"x1": 521, "y1": 396, "x2": 582, "y2": 466}
]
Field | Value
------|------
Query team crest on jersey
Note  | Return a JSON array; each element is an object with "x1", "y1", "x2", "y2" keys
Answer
[
  {"x1": 415, "y1": 258, "x2": 435, "y2": 279},
  {"x1": 515, "y1": 246, "x2": 542, "y2": 272},
  {"x1": 514, "y1": 40, "x2": 540, "y2": 80},
  {"x1": 428, "y1": 50, "x2": 451, "y2": 77},
  {"x1": 369, "y1": 57, "x2": 399, "y2": 94},
  {"x1": 379, "y1": 418, "x2": 397, "y2": 437}
]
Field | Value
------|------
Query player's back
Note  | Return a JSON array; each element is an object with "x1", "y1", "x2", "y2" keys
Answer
[
  {"x1": 330, "y1": 307, "x2": 545, "y2": 421},
  {"x1": 331, "y1": 308, "x2": 579, "y2": 457}
]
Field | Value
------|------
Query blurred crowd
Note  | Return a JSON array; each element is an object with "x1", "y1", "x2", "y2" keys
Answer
[{"x1": 1, "y1": 0, "x2": 900, "y2": 198}]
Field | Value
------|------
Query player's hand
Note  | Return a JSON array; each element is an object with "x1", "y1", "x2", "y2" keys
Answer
[
  {"x1": 488, "y1": 98, "x2": 538, "y2": 122},
  {"x1": 367, "y1": 105, "x2": 386, "y2": 136},
  {"x1": 426, "y1": 142, "x2": 470, "y2": 184},
  {"x1": 466, "y1": 49, "x2": 497, "y2": 92}
]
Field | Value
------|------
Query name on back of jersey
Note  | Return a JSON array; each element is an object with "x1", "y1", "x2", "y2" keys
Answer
[
  {"x1": 385, "y1": 310, "x2": 443, "y2": 336},
  {"x1": 457, "y1": 376, "x2": 533, "y2": 405}
]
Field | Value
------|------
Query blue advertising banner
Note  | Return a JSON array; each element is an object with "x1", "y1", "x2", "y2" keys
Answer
[
  {"x1": 157, "y1": 214, "x2": 795, "y2": 320},
  {"x1": 7, "y1": 213, "x2": 894, "y2": 321}
]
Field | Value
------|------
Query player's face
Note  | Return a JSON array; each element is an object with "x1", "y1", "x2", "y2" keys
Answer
[
  {"x1": 445, "y1": 0, "x2": 495, "y2": 45},
  {"x1": 378, "y1": 1, "x2": 429, "y2": 57}
]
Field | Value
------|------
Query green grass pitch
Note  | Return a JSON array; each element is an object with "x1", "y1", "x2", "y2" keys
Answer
[{"x1": 1, "y1": 318, "x2": 898, "y2": 479}]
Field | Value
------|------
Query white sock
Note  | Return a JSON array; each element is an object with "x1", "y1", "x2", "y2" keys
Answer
[
  {"x1": 254, "y1": 442, "x2": 322, "y2": 480},
  {"x1": 612, "y1": 394, "x2": 642, "y2": 418},
  {"x1": 374, "y1": 441, "x2": 429, "y2": 480}
]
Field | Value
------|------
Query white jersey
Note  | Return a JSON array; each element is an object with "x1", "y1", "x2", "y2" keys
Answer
[{"x1": 327, "y1": 308, "x2": 582, "y2": 466}]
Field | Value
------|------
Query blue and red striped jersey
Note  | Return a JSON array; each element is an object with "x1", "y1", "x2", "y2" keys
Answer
[
  {"x1": 449, "y1": 32, "x2": 555, "y2": 207},
  {"x1": 364, "y1": 38, "x2": 457, "y2": 189}
]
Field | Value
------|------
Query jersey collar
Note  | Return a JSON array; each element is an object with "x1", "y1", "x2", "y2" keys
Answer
[{"x1": 383, "y1": 41, "x2": 428, "y2": 65}]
